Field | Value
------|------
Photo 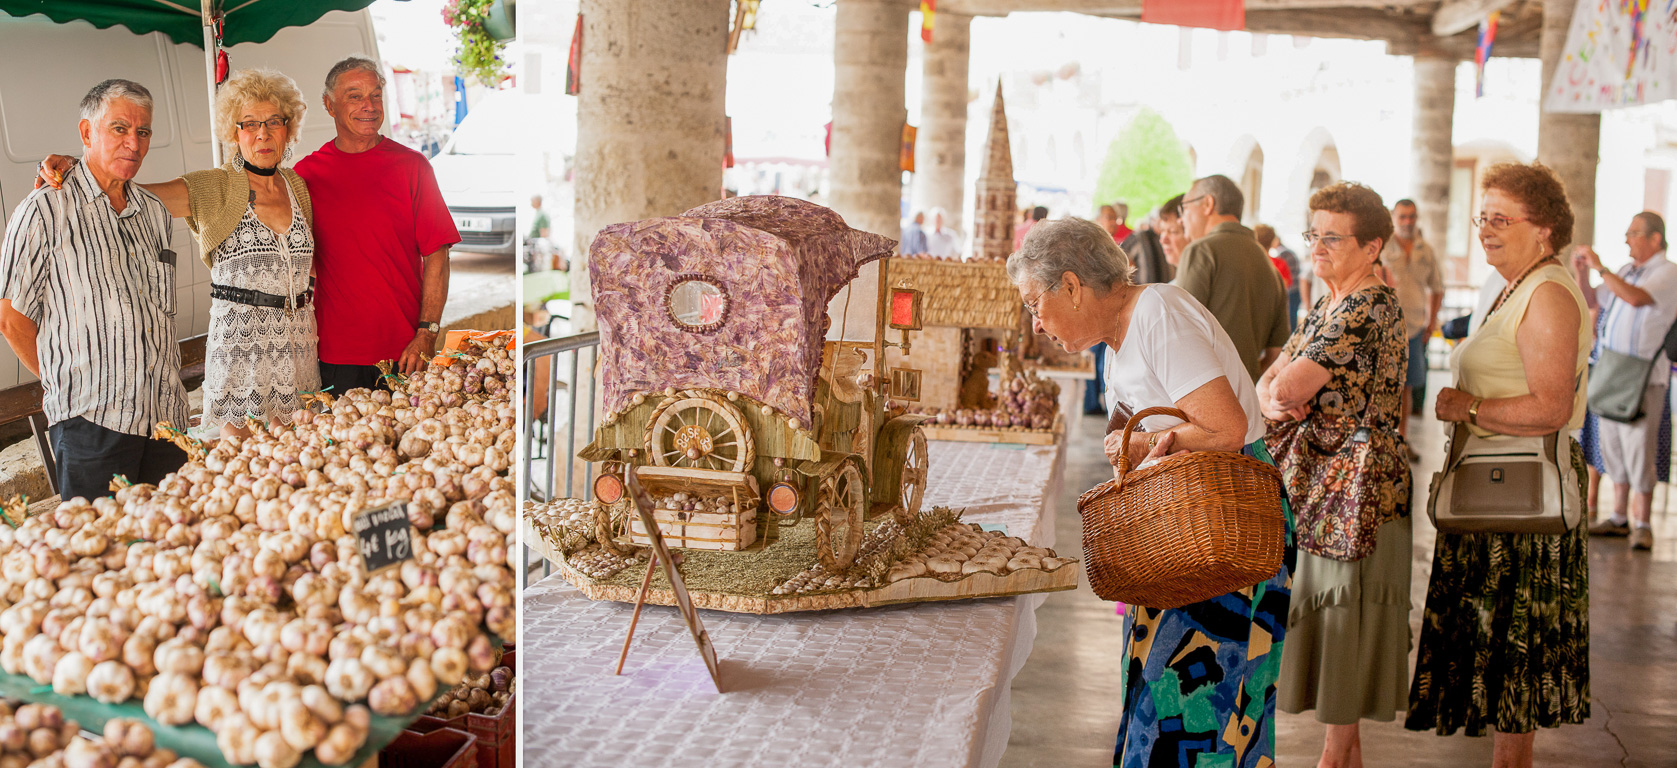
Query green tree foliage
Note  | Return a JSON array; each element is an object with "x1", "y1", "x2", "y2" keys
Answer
[{"x1": 1092, "y1": 108, "x2": 1193, "y2": 227}]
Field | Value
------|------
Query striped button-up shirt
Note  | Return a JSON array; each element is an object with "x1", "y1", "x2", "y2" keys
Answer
[{"x1": 0, "y1": 162, "x2": 189, "y2": 436}]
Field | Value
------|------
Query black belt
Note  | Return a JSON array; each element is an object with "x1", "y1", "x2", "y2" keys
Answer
[{"x1": 210, "y1": 279, "x2": 314, "y2": 311}]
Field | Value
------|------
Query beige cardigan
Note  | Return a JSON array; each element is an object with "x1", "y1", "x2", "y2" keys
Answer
[{"x1": 181, "y1": 165, "x2": 313, "y2": 267}]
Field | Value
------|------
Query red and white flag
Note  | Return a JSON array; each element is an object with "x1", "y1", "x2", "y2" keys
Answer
[{"x1": 1140, "y1": 0, "x2": 1244, "y2": 32}]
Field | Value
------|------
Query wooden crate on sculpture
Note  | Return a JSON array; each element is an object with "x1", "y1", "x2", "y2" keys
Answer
[{"x1": 627, "y1": 466, "x2": 760, "y2": 551}]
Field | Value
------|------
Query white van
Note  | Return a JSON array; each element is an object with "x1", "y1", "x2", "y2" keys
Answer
[{"x1": 0, "y1": 9, "x2": 381, "y2": 391}]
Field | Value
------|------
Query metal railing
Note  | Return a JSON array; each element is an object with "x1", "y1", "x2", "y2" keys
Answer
[{"x1": 520, "y1": 330, "x2": 600, "y2": 589}]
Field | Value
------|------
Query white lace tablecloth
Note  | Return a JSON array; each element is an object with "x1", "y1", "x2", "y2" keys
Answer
[{"x1": 521, "y1": 438, "x2": 1069, "y2": 768}]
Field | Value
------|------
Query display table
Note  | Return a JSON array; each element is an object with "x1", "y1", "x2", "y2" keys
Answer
[{"x1": 521, "y1": 439, "x2": 1068, "y2": 768}]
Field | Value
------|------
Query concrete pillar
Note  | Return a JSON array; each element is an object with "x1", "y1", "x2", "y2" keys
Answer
[
  {"x1": 827, "y1": 0, "x2": 910, "y2": 340},
  {"x1": 1411, "y1": 53, "x2": 1456, "y2": 259},
  {"x1": 911, "y1": 12, "x2": 972, "y2": 233},
  {"x1": 1537, "y1": 0, "x2": 1599, "y2": 250},
  {"x1": 571, "y1": 0, "x2": 730, "y2": 320}
]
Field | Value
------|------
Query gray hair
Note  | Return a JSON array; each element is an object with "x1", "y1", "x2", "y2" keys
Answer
[
  {"x1": 79, "y1": 79, "x2": 153, "y2": 123},
  {"x1": 1007, "y1": 217, "x2": 1134, "y2": 294},
  {"x1": 323, "y1": 56, "x2": 385, "y2": 100},
  {"x1": 1190, "y1": 174, "x2": 1244, "y2": 218}
]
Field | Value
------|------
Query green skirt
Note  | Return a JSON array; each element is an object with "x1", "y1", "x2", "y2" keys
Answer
[
  {"x1": 1404, "y1": 441, "x2": 1590, "y2": 736},
  {"x1": 1278, "y1": 514, "x2": 1413, "y2": 724}
]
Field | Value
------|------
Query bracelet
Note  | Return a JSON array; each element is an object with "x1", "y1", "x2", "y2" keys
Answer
[
  {"x1": 1146, "y1": 432, "x2": 1159, "y2": 452},
  {"x1": 1467, "y1": 397, "x2": 1485, "y2": 426}
]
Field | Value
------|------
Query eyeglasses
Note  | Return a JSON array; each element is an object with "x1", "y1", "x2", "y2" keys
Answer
[
  {"x1": 1471, "y1": 215, "x2": 1530, "y2": 231},
  {"x1": 1301, "y1": 232, "x2": 1350, "y2": 249},
  {"x1": 236, "y1": 117, "x2": 290, "y2": 133},
  {"x1": 1022, "y1": 284, "x2": 1057, "y2": 317},
  {"x1": 1627, "y1": 230, "x2": 1652, "y2": 238},
  {"x1": 1182, "y1": 195, "x2": 1206, "y2": 206}
]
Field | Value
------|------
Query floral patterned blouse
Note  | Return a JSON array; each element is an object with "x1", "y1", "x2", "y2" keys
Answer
[{"x1": 1264, "y1": 285, "x2": 1412, "y2": 562}]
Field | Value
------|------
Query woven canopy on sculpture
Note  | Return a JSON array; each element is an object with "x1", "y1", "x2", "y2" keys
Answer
[{"x1": 590, "y1": 196, "x2": 896, "y2": 426}]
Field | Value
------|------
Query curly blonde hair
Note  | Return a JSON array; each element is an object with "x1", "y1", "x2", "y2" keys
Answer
[{"x1": 214, "y1": 68, "x2": 307, "y2": 150}]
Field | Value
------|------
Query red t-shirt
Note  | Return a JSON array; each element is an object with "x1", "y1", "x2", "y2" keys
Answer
[
  {"x1": 1269, "y1": 255, "x2": 1294, "y2": 288},
  {"x1": 1113, "y1": 224, "x2": 1133, "y2": 242},
  {"x1": 295, "y1": 138, "x2": 459, "y2": 366}
]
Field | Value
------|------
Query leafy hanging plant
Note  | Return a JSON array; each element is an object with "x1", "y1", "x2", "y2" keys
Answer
[{"x1": 443, "y1": 0, "x2": 508, "y2": 86}]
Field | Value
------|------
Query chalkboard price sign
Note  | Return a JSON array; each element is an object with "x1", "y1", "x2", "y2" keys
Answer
[{"x1": 353, "y1": 501, "x2": 415, "y2": 574}]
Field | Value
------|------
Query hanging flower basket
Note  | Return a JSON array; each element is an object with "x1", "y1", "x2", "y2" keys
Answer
[{"x1": 443, "y1": 0, "x2": 509, "y2": 86}]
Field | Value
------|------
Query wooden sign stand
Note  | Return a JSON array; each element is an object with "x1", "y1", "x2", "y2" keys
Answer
[{"x1": 611, "y1": 472, "x2": 725, "y2": 692}]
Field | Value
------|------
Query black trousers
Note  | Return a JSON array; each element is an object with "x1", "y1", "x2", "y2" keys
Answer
[
  {"x1": 49, "y1": 416, "x2": 187, "y2": 501},
  {"x1": 319, "y1": 361, "x2": 389, "y2": 395}
]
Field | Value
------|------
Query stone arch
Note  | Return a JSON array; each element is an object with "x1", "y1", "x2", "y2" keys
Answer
[
  {"x1": 1283, "y1": 127, "x2": 1340, "y2": 235},
  {"x1": 1225, "y1": 136, "x2": 1264, "y2": 223}
]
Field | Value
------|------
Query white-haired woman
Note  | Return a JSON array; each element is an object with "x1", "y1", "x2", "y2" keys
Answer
[
  {"x1": 1008, "y1": 217, "x2": 1295, "y2": 768},
  {"x1": 42, "y1": 69, "x2": 320, "y2": 437}
]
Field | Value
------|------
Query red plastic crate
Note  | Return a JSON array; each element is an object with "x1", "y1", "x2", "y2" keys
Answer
[
  {"x1": 381, "y1": 727, "x2": 478, "y2": 768},
  {"x1": 408, "y1": 650, "x2": 515, "y2": 768}
]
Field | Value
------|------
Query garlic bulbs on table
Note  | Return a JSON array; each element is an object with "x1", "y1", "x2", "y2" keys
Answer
[{"x1": 0, "y1": 337, "x2": 517, "y2": 767}]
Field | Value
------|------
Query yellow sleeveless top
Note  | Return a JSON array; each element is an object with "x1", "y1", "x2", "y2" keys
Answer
[{"x1": 1451, "y1": 264, "x2": 1592, "y2": 437}]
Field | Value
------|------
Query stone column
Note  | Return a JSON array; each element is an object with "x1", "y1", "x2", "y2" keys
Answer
[
  {"x1": 911, "y1": 11, "x2": 972, "y2": 233},
  {"x1": 1537, "y1": 0, "x2": 1599, "y2": 249},
  {"x1": 1412, "y1": 52, "x2": 1456, "y2": 259},
  {"x1": 572, "y1": 0, "x2": 730, "y2": 321},
  {"x1": 828, "y1": 0, "x2": 911, "y2": 339}
]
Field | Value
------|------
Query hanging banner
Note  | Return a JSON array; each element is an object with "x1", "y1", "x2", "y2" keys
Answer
[
  {"x1": 724, "y1": 116, "x2": 735, "y2": 169},
  {"x1": 1546, "y1": 0, "x2": 1677, "y2": 113},
  {"x1": 900, "y1": 124, "x2": 917, "y2": 173},
  {"x1": 1475, "y1": 11, "x2": 1499, "y2": 98},
  {"x1": 1140, "y1": 0, "x2": 1244, "y2": 32},
  {"x1": 921, "y1": 0, "x2": 935, "y2": 43},
  {"x1": 565, "y1": 13, "x2": 583, "y2": 96}
]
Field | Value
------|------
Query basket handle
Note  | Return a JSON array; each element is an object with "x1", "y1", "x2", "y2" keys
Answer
[{"x1": 1117, "y1": 406, "x2": 1189, "y2": 476}]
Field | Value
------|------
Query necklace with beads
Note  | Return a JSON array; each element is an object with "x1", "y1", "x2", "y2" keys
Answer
[{"x1": 1487, "y1": 255, "x2": 1557, "y2": 319}]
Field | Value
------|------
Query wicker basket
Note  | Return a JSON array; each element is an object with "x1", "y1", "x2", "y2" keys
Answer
[{"x1": 1076, "y1": 407, "x2": 1286, "y2": 609}]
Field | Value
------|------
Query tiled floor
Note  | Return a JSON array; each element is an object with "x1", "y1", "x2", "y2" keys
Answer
[{"x1": 1001, "y1": 373, "x2": 1677, "y2": 767}]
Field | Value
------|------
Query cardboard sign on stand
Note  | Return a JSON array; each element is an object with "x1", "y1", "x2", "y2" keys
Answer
[{"x1": 612, "y1": 472, "x2": 724, "y2": 693}]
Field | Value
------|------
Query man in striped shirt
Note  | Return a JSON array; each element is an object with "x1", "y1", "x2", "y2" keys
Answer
[{"x1": 0, "y1": 79, "x2": 189, "y2": 501}]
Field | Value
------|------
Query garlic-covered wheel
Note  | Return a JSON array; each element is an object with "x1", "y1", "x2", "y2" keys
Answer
[
  {"x1": 896, "y1": 427, "x2": 928, "y2": 523},
  {"x1": 813, "y1": 462, "x2": 866, "y2": 574},
  {"x1": 646, "y1": 395, "x2": 754, "y2": 472}
]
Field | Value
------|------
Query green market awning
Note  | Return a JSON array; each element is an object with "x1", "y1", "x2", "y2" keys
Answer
[{"x1": 0, "y1": 0, "x2": 377, "y2": 47}]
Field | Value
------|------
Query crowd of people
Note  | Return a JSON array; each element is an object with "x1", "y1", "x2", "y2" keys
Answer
[
  {"x1": 2, "y1": 62, "x2": 459, "y2": 501},
  {"x1": 1003, "y1": 163, "x2": 1641, "y2": 768}
]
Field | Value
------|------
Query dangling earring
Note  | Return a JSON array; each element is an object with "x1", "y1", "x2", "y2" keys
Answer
[
  {"x1": 283, "y1": 146, "x2": 293, "y2": 164},
  {"x1": 231, "y1": 151, "x2": 245, "y2": 171}
]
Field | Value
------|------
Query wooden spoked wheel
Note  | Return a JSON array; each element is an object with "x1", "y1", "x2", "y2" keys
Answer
[
  {"x1": 648, "y1": 396, "x2": 754, "y2": 472},
  {"x1": 898, "y1": 427, "x2": 928, "y2": 523},
  {"x1": 814, "y1": 462, "x2": 866, "y2": 574}
]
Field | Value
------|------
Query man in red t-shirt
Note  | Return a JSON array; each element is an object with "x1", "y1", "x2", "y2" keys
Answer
[{"x1": 294, "y1": 57, "x2": 459, "y2": 394}]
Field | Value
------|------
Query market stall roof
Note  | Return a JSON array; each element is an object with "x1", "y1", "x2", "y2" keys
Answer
[
  {"x1": 590, "y1": 196, "x2": 896, "y2": 425},
  {"x1": 0, "y1": 0, "x2": 377, "y2": 47}
]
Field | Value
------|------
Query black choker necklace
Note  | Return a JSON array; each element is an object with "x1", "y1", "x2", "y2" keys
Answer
[{"x1": 244, "y1": 163, "x2": 278, "y2": 177}]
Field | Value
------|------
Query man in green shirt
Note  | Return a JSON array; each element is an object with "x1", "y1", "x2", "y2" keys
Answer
[
  {"x1": 1173, "y1": 174, "x2": 1290, "y2": 382},
  {"x1": 529, "y1": 194, "x2": 551, "y2": 240}
]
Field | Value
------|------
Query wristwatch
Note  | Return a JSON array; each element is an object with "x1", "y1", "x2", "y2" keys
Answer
[
  {"x1": 1467, "y1": 397, "x2": 1485, "y2": 426},
  {"x1": 417, "y1": 321, "x2": 440, "y2": 334}
]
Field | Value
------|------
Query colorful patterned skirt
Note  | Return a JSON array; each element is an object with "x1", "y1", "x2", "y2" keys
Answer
[
  {"x1": 1112, "y1": 441, "x2": 1297, "y2": 768},
  {"x1": 1405, "y1": 441, "x2": 1590, "y2": 736}
]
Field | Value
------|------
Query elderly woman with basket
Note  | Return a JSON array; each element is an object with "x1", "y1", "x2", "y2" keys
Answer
[
  {"x1": 1406, "y1": 162, "x2": 1591, "y2": 768},
  {"x1": 1009, "y1": 218, "x2": 1296, "y2": 768},
  {"x1": 1256, "y1": 182, "x2": 1412, "y2": 768}
]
